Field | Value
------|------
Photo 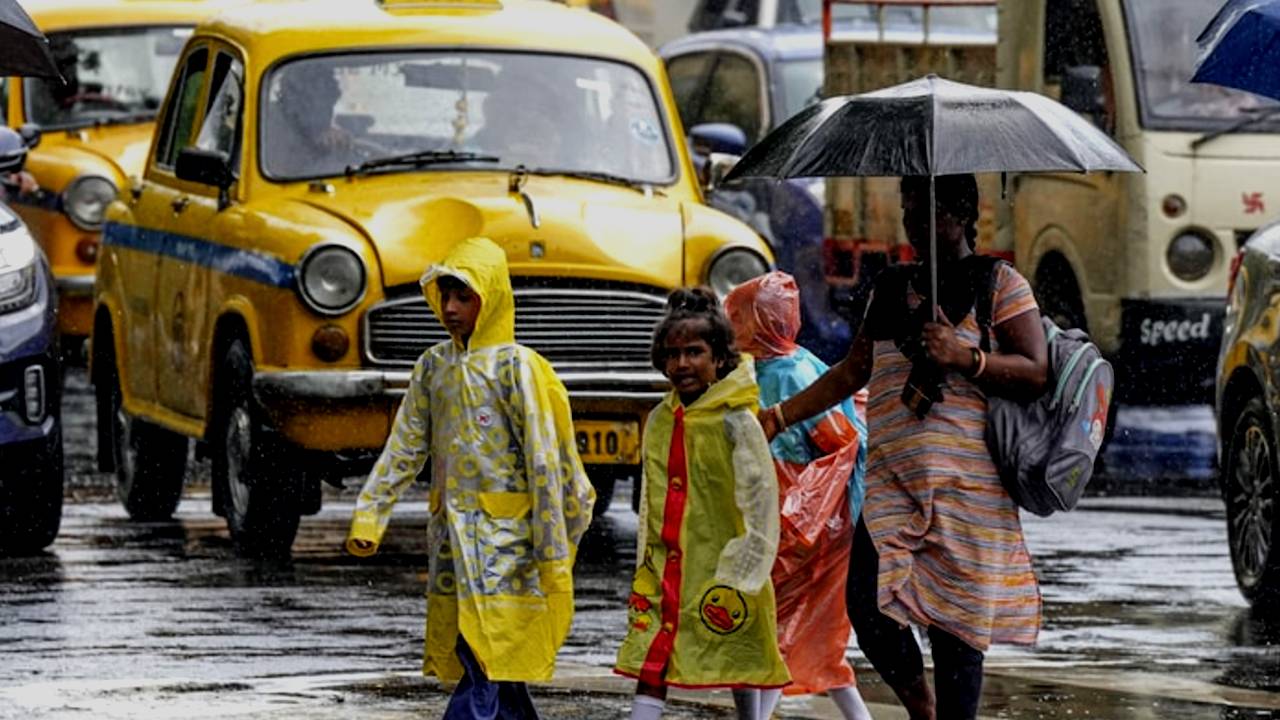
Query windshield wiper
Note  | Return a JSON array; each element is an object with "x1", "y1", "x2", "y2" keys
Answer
[
  {"x1": 525, "y1": 168, "x2": 665, "y2": 196},
  {"x1": 1191, "y1": 106, "x2": 1280, "y2": 150},
  {"x1": 345, "y1": 149, "x2": 499, "y2": 177}
]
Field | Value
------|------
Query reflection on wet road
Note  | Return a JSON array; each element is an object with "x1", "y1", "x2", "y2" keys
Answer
[{"x1": 2, "y1": 492, "x2": 1278, "y2": 718}]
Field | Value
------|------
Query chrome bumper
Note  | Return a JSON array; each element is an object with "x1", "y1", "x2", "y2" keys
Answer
[
  {"x1": 253, "y1": 369, "x2": 668, "y2": 403},
  {"x1": 55, "y1": 274, "x2": 94, "y2": 297}
]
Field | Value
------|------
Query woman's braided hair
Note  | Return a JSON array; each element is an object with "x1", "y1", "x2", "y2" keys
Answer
[{"x1": 650, "y1": 286, "x2": 740, "y2": 378}]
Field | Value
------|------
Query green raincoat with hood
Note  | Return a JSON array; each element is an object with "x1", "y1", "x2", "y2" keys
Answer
[{"x1": 347, "y1": 236, "x2": 596, "y2": 683}]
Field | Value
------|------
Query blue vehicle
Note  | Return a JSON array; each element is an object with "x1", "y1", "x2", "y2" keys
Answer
[
  {"x1": 0, "y1": 125, "x2": 63, "y2": 555},
  {"x1": 659, "y1": 25, "x2": 857, "y2": 363}
]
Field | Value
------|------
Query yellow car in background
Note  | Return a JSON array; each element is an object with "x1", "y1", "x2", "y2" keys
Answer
[
  {"x1": 93, "y1": 0, "x2": 771, "y2": 556},
  {"x1": 7, "y1": 0, "x2": 238, "y2": 350}
]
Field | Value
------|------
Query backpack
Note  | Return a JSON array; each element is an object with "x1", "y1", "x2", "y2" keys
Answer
[{"x1": 974, "y1": 258, "x2": 1114, "y2": 516}]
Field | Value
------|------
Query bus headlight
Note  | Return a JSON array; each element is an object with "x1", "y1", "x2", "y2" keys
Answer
[
  {"x1": 63, "y1": 175, "x2": 118, "y2": 230},
  {"x1": 706, "y1": 248, "x2": 769, "y2": 298},
  {"x1": 1167, "y1": 231, "x2": 1215, "y2": 282},
  {"x1": 297, "y1": 244, "x2": 366, "y2": 316}
]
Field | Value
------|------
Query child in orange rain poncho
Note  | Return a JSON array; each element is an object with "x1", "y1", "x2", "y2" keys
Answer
[{"x1": 725, "y1": 272, "x2": 872, "y2": 720}]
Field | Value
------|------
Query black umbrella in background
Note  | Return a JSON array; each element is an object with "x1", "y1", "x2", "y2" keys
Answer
[{"x1": 0, "y1": 0, "x2": 59, "y2": 79}]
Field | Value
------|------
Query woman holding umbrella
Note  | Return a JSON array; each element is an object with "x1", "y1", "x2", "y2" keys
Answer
[{"x1": 758, "y1": 173, "x2": 1048, "y2": 719}]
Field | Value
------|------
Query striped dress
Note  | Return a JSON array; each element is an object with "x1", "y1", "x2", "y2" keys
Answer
[{"x1": 863, "y1": 263, "x2": 1041, "y2": 652}]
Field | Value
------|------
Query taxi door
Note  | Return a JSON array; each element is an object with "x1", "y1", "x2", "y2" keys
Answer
[
  {"x1": 118, "y1": 44, "x2": 210, "y2": 413},
  {"x1": 129, "y1": 43, "x2": 215, "y2": 419},
  {"x1": 154, "y1": 48, "x2": 245, "y2": 419}
]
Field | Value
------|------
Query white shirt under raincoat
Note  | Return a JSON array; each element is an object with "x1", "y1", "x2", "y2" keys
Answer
[{"x1": 346, "y1": 236, "x2": 596, "y2": 683}]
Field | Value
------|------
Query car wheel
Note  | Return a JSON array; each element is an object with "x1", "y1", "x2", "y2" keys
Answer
[
  {"x1": 1035, "y1": 262, "x2": 1087, "y2": 332},
  {"x1": 1224, "y1": 397, "x2": 1280, "y2": 605},
  {"x1": 107, "y1": 360, "x2": 187, "y2": 521},
  {"x1": 0, "y1": 429, "x2": 64, "y2": 555},
  {"x1": 212, "y1": 339, "x2": 300, "y2": 558},
  {"x1": 585, "y1": 467, "x2": 618, "y2": 521}
]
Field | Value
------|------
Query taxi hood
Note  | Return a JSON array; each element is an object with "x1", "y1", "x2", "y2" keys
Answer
[
  {"x1": 35, "y1": 123, "x2": 154, "y2": 184},
  {"x1": 292, "y1": 173, "x2": 685, "y2": 289}
]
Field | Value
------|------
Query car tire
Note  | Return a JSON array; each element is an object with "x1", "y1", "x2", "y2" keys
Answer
[
  {"x1": 1223, "y1": 396, "x2": 1280, "y2": 606},
  {"x1": 212, "y1": 339, "x2": 300, "y2": 558},
  {"x1": 585, "y1": 467, "x2": 618, "y2": 521},
  {"x1": 107, "y1": 359, "x2": 187, "y2": 521},
  {"x1": 1035, "y1": 263, "x2": 1087, "y2": 332},
  {"x1": 0, "y1": 429, "x2": 64, "y2": 555}
]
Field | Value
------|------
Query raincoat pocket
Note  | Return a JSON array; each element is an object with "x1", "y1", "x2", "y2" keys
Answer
[{"x1": 478, "y1": 492, "x2": 532, "y2": 518}]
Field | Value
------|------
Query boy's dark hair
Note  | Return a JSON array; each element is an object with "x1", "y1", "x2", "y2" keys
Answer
[
  {"x1": 901, "y1": 173, "x2": 980, "y2": 250},
  {"x1": 650, "y1": 286, "x2": 740, "y2": 378}
]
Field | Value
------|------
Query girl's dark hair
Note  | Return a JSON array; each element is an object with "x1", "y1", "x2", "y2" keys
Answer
[
  {"x1": 901, "y1": 173, "x2": 980, "y2": 250},
  {"x1": 650, "y1": 287, "x2": 740, "y2": 377}
]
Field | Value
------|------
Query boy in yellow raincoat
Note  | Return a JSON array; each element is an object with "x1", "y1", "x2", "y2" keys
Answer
[
  {"x1": 346, "y1": 236, "x2": 596, "y2": 720},
  {"x1": 616, "y1": 287, "x2": 789, "y2": 720}
]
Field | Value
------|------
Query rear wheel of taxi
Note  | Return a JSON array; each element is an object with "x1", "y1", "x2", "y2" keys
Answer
[
  {"x1": 213, "y1": 339, "x2": 301, "y2": 558},
  {"x1": 1224, "y1": 397, "x2": 1280, "y2": 606},
  {"x1": 105, "y1": 357, "x2": 188, "y2": 521}
]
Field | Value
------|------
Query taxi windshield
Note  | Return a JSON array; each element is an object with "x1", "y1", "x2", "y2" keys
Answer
[
  {"x1": 24, "y1": 26, "x2": 192, "y2": 129},
  {"x1": 260, "y1": 52, "x2": 676, "y2": 183}
]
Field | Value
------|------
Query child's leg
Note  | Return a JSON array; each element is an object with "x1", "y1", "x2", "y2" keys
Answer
[
  {"x1": 828, "y1": 686, "x2": 873, "y2": 720},
  {"x1": 630, "y1": 681, "x2": 667, "y2": 720},
  {"x1": 444, "y1": 636, "x2": 541, "y2": 720},
  {"x1": 759, "y1": 688, "x2": 782, "y2": 718},
  {"x1": 731, "y1": 688, "x2": 760, "y2": 720}
]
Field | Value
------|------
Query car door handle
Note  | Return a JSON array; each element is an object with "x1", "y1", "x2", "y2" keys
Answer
[{"x1": 171, "y1": 196, "x2": 189, "y2": 214}]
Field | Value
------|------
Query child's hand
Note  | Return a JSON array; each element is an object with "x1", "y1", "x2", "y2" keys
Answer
[{"x1": 346, "y1": 538, "x2": 376, "y2": 557}]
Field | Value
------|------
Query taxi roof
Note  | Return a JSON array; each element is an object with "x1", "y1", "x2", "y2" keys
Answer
[
  {"x1": 22, "y1": 0, "x2": 244, "y2": 32},
  {"x1": 198, "y1": 0, "x2": 656, "y2": 70}
]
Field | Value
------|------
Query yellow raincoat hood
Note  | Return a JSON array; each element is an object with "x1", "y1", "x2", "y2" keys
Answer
[{"x1": 420, "y1": 236, "x2": 515, "y2": 349}]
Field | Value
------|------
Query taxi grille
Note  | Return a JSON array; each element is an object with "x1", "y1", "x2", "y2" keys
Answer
[{"x1": 364, "y1": 283, "x2": 669, "y2": 369}]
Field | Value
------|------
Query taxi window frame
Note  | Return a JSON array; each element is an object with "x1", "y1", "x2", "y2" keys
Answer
[
  {"x1": 255, "y1": 48, "x2": 682, "y2": 186},
  {"x1": 150, "y1": 42, "x2": 212, "y2": 177}
]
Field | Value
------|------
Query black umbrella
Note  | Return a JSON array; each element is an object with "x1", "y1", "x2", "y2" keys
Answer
[
  {"x1": 0, "y1": 0, "x2": 60, "y2": 79},
  {"x1": 725, "y1": 75, "x2": 1142, "y2": 316}
]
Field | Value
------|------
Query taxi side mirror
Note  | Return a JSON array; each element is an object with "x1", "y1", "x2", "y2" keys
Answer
[
  {"x1": 18, "y1": 124, "x2": 41, "y2": 151},
  {"x1": 176, "y1": 147, "x2": 235, "y2": 190}
]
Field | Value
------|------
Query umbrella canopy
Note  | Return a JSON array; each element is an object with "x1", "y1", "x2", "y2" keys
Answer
[
  {"x1": 725, "y1": 74, "x2": 1142, "y2": 182},
  {"x1": 0, "y1": 0, "x2": 59, "y2": 79},
  {"x1": 1192, "y1": 0, "x2": 1280, "y2": 101}
]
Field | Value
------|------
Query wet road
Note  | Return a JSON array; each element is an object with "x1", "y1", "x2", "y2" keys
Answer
[{"x1": 2, "y1": 371, "x2": 1278, "y2": 718}]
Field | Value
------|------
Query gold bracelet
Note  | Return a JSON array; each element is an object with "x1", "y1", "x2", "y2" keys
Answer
[
  {"x1": 973, "y1": 349, "x2": 988, "y2": 379},
  {"x1": 772, "y1": 404, "x2": 789, "y2": 431}
]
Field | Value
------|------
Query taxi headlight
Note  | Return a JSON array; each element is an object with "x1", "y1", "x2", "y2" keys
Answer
[
  {"x1": 706, "y1": 247, "x2": 769, "y2": 298},
  {"x1": 298, "y1": 244, "x2": 366, "y2": 316},
  {"x1": 63, "y1": 175, "x2": 118, "y2": 231},
  {"x1": 1167, "y1": 231, "x2": 1216, "y2": 282},
  {"x1": 0, "y1": 223, "x2": 39, "y2": 313}
]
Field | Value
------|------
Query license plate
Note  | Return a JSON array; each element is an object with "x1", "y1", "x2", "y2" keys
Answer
[{"x1": 574, "y1": 420, "x2": 640, "y2": 464}]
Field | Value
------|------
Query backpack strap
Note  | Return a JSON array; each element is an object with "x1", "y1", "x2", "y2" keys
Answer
[{"x1": 972, "y1": 256, "x2": 1006, "y2": 354}]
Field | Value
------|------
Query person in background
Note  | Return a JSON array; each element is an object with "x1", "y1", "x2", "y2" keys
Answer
[
  {"x1": 758, "y1": 174, "x2": 1048, "y2": 720},
  {"x1": 616, "y1": 287, "x2": 789, "y2": 720},
  {"x1": 346, "y1": 236, "x2": 596, "y2": 720},
  {"x1": 725, "y1": 271, "x2": 873, "y2": 720}
]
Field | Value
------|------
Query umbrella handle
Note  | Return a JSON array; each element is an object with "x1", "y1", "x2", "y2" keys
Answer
[{"x1": 930, "y1": 174, "x2": 938, "y2": 322}]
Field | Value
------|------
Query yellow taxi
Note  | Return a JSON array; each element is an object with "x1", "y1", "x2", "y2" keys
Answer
[
  {"x1": 7, "y1": 0, "x2": 240, "y2": 348},
  {"x1": 92, "y1": 0, "x2": 772, "y2": 555}
]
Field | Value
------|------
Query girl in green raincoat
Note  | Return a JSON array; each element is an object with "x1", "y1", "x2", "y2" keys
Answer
[
  {"x1": 346, "y1": 236, "x2": 596, "y2": 720},
  {"x1": 616, "y1": 287, "x2": 790, "y2": 720}
]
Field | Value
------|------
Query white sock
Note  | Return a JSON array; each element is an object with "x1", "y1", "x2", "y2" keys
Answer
[
  {"x1": 759, "y1": 688, "x2": 783, "y2": 718},
  {"x1": 732, "y1": 688, "x2": 761, "y2": 720},
  {"x1": 829, "y1": 685, "x2": 873, "y2": 720},
  {"x1": 630, "y1": 694, "x2": 665, "y2": 720}
]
